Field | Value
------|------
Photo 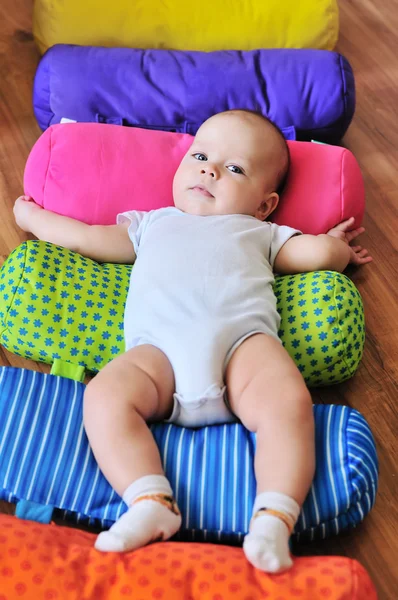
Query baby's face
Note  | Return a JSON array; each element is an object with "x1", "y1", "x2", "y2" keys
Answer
[{"x1": 173, "y1": 112, "x2": 286, "y2": 219}]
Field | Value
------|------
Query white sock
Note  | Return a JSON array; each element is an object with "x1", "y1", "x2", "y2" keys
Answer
[
  {"x1": 243, "y1": 491, "x2": 300, "y2": 573},
  {"x1": 95, "y1": 475, "x2": 182, "y2": 552}
]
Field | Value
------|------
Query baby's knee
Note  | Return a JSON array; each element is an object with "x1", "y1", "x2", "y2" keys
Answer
[
  {"x1": 83, "y1": 372, "x2": 134, "y2": 417},
  {"x1": 84, "y1": 373, "x2": 109, "y2": 402},
  {"x1": 83, "y1": 363, "x2": 171, "y2": 423},
  {"x1": 259, "y1": 383, "x2": 313, "y2": 428},
  {"x1": 289, "y1": 386, "x2": 314, "y2": 427},
  {"x1": 83, "y1": 376, "x2": 109, "y2": 419}
]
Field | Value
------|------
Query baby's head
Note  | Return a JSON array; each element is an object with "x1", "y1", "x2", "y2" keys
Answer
[{"x1": 172, "y1": 110, "x2": 289, "y2": 219}]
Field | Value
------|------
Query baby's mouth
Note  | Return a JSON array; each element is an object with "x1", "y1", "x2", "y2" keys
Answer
[{"x1": 190, "y1": 185, "x2": 214, "y2": 198}]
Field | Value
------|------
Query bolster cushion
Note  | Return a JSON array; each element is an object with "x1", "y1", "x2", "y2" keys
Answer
[
  {"x1": 0, "y1": 514, "x2": 378, "y2": 600},
  {"x1": 33, "y1": 0, "x2": 339, "y2": 54},
  {"x1": 0, "y1": 241, "x2": 365, "y2": 386},
  {"x1": 0, "y1": 367, "x2": 378, "y2": 544},
  {"x1": 33, "y1": 45, "x2": 355, "y2": 142},
  {"x1": 24, "y1": 124, "x2": 365, "y2": 236}
]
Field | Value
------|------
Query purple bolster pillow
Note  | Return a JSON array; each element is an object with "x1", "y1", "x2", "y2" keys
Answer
[{"x1": 33, "y1": 45, "x2": 355, "y2": 142}]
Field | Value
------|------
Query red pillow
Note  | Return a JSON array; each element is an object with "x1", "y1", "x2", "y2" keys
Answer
[{"x1": 24, "y1": 123, "x2": 365, "y2": 235}]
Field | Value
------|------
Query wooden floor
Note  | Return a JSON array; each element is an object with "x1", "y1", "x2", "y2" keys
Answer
[{"x1": 0, "y1": 0, "x2": 397, "y2": 597}]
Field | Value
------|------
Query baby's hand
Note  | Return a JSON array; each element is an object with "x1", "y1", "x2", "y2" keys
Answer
[
  {"x1": 13, "y1": 195, "x2": 43, "y2": 233},
  {"x1": 326, "y1": 217, "x2": 373, "y2": 266}
]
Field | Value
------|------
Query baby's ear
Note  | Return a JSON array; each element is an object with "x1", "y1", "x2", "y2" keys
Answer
[{"x1": 256, "y1": 192, "x2": 279, "y2": 220}]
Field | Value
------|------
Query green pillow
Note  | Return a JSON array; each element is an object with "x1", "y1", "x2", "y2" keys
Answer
[{"x1": 0, "y1": 241, "x2": 364, "y2": 385}]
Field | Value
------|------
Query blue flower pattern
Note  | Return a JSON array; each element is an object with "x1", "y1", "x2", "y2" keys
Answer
[
  {"x1": 0, "y1": 241, "x2": 131, "y2": 374},
  {"x1": 274, "y1": 271, "x2": 364, "y2": 385},
  {"x1": 0, "y1": 242, "x2": 364, "y2": 385}
]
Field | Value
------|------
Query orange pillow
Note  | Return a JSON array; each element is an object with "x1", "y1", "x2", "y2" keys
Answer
[{"x1": 0, "y1": 514, "x2": 376, "y2": 600}]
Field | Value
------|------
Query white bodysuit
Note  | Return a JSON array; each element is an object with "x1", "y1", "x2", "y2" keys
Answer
[{"x1": 117, "y1": 207, "x2": 300, "y2": 428}]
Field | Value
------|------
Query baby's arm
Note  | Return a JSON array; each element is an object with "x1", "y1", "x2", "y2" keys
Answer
[
  {"x1": 13, "y1": 196, "x2": 136, "y2": 264},
  {"x1": 274, "y1": 217, "x2": 372, "y2": 275}
]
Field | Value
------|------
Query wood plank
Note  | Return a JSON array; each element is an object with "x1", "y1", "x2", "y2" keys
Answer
[{"x1": 0, "y1": 1, "x2": 397, "y2": 598}]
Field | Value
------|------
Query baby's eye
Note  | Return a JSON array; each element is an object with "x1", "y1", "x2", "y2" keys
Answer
[
  {"x1": 227, "y1": 165, "x2": 244, "y2": 175},
  {"x1": 193, "y1": 153, "x2": 207, "y2": 161}
]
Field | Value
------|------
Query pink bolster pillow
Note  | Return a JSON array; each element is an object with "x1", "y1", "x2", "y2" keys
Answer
[{"x1": 24, "y1": 123, "x2": 365, "y2": 234}]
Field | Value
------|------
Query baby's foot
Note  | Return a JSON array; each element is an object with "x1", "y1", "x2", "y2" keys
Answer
[
  {"x1": 95, "y1": 494, "x2": 181, "y2": 552},
  {"x1": 243, "y1": 513, "x2": 293, "y2": 573}
]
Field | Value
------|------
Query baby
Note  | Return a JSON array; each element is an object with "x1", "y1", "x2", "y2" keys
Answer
[{"x1": 13, "y1": 110, "x2": 371, "y2": 573}]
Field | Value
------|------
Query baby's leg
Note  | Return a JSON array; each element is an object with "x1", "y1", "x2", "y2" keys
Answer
[
  {"x1": 226, "y1": 333, "x2": 315, "y2": 573},
  {"x1": 83, "y1": 345, "x2": 180, "y2": 552}
]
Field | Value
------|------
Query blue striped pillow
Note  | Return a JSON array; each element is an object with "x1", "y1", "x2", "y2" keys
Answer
[{"x1": 0, "y1": 367, "x2": 378, "y2": 543}]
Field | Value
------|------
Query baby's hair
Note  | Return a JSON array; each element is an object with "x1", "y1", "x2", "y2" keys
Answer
[{"x1": 219, "y1": 109, "x2": 290, "y2": 197}]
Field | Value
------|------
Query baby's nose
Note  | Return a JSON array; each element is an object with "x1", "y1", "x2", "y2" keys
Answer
[{"x1": 201, "y1": 165, "x2": 217, "y2": 178}]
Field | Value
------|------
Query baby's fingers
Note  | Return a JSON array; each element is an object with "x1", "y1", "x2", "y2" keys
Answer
[
  {"x1": 333, "y1": 217, "x2": 356, "y2": 231},
  {"x1": 351, "y1": 246, "x2": 373, "y2": 265},
  {"x1": 356, "y1": 255, "x2": 373, "y2": 264},
  {"x1": 346, "y1": 226, "x2": 365, "y2": 242},
  {"x1": 352, "y1": 246, "x2": 369, "y2": 257}
]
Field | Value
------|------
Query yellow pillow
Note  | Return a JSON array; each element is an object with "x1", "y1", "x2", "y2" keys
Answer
[{"x1": 33, "y1": 0, "x2": 339, "y2": 54}]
